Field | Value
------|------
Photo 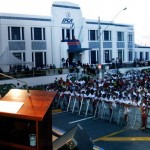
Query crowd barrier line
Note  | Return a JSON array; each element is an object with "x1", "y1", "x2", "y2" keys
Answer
[{"x1": 54, "y1": 94, "x2": 149, "y2": 129}]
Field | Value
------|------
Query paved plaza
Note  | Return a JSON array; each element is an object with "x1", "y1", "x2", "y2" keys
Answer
[{"x1": 52, "y1": 111, "x2": 150, "y2": 150}]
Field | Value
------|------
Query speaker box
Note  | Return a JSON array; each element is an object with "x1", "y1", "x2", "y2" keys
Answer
[{"x1": 53, "y1": 124, "x2": 93, "y2": 150}]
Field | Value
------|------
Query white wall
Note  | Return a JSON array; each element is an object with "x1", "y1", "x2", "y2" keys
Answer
[{"x1": 0, "y1": 74, "x2": 67, "y2": 87}]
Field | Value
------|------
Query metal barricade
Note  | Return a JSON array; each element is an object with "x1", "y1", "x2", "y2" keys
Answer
[
  {"x1": 65, "y1": 96, "x2": 149, "y2": 130},
  {"x1": 94, "y1": 100, "x2": 105, "y2": 119},
  {"x1": 109, "y1": 102, "x2": 118, "y2": 123},
  {"x1": 132, "y1": 107, "x2": 142, "y2": 129},
  {"x1": 63, "y1": 94, "x2": 70, "y2": 110},
  {"x1": 127, "y1": 106, "x2": 142, "y2": 129},
  {"x1": 117, "y1": 104, "x2": 126, "y2": 125},
  {"x1": 67, "y1": 95, "x2": 74, "y2": 112},
  {"x1": 89, "y1": 99, "x2": 95, "y2": 116},
  {"x1": 100, "y1": 101, "x2": 110, "y2": 120},
  {"x1": 79, "y1": 98, "x2": 91, "y2": 116},
  {"x1": 72, "y1": 96, "x2": 80, "y2": 113},
  {"x1": 94, "y1": 100, "x2": 100, "y2": 117}
]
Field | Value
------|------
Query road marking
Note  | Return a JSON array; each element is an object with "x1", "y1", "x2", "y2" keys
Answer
[
  {"x1": 94, "y1": 129, "x2": 126, "y2": 142},
  {"x1": 94, "y1": 137, "x2": 150, "y2": 141},
  {"x1": 94, "y1": 128, "x2": 150, "y2": 142},
  {"x1": 52, "y1": 110, "x2": 67, "y2": 115},
  {"x1": 69, "y1": 116, "x2": 94, "y2": 124},
  {"x1": 102, "y1": 129, "x2": 127, "y2": 138}
]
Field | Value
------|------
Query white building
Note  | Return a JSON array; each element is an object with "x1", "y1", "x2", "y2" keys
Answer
[
  {"x1": 135, "y1": 45, "x2": 150, "y2": 61},
  {"x1": 0, "y1": 1, "x2": 136, "y2": 70}
]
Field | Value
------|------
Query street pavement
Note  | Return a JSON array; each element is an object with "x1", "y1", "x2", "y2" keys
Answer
[{"x1": 52, "y1": 111, "x2": 150, "y2": 150}]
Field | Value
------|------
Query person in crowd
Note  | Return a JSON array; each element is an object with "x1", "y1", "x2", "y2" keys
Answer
[
  {"x1": 124, "y1": 105, "x2": 130, "y2": 125},
  {"x1": 141, "y1": 100, "x2": 148, "y2": 130}
]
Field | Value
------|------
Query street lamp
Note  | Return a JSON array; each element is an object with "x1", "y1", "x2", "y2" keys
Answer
[{"x1": 98, "y1": 7, "x2": 127, "y2": 79}]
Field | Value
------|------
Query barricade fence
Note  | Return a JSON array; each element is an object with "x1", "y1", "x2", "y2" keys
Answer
[{"x1": 53, "y1": 94, "x2": 150, "y2": 130}]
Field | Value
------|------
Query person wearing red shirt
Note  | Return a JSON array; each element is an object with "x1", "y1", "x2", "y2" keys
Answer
[{"x1": 141, "y1": 100, "x2": 148, "y2": 130}]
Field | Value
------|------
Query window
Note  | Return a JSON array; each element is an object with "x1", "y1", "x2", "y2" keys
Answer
[
  {"x1": 31, "y1": 27, "x2": 45, "y2": 40},
  {"x1": 66, "y1": 29, "x2": 70, "y2": 40},
  {"x1": 34, "y1": 28, "x2": 42, "y2": 40},
  {"x1": 128, "y1": 50, "x2": 133, "y2": 61},
  {"x1": 43, "y1": 28, "x2": 45, "y2": 40},
  {"x1": 104, "y1": 50, "x2": 112, "y2": 63},
  {"x1": 140, "y1": 52, "x2": 143, "y2": 60},
  {"x1": 146, "y1": 52, "x2": 149, "y2": 60},
  {"x1": 88, "y1": 30, "x2": 98, "y2": 41},
  {"x1": 117, "y1": 32, "x2": 124, "y2": 41},
  {"x1": 91, "y1": 50, "x2": 97, "y2": 64},
  {"x1": 72, "y1": 30, "x2": 74, "y2": 39},
  {"x1": 103, "y1": 31, "x2": 111, "y2": 41},
  {"x1": 62, "y1": 28, "x2": 75, "y2": 41},
  {"x1": 8, "y1": 27, "x2": 24, "y2": 40},
  {"x1": 118, "y1": 49, "x2": 124, "y2": 62},
  {"x1": 62, "y1": 29, "x2": 65, "y2": 41},
  {"x1": 134, "y1": 52, "x2": 137, "y2": 59},
  {"x1": 128, "y1": 33, "x2": 133, "y2": 42}
]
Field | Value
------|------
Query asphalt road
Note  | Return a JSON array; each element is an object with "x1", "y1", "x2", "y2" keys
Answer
[{"x1": 52, "y1": 111, "x2": 150, "y2": 150}]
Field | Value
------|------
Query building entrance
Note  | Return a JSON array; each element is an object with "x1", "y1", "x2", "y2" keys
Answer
[
  {"x1": 35, "y1": 52, "x2": 43, "y2": 68},
  {"x1": 69, "y1": 52, "x2": 82, "y2": 66}
]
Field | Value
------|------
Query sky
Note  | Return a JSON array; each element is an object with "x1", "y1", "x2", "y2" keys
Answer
[{"x1": 0, "y1": 0, "x2": 150, "y2": 46}]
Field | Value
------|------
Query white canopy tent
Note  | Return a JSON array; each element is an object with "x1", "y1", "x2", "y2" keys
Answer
[
  {"x1": 0, "y1": 48, "x2": 33, "y2": 65},
  {"x1": 0, "y1": 48, "x2": 33, "y2": 72}
]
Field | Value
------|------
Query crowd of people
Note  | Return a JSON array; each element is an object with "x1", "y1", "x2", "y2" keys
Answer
[
  {"x1": 1, "y1": 66, "x2": 149, "y2": 129},
  {"x1": 45, "y1": 68, "x2": 150, "y2": 129}
]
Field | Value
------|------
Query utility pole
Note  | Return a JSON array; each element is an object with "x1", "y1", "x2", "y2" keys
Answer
[
  {"x1": 98, "y1": 7, "x2": 127, "y2": 80},
  {"x1": 98, "y1": 17, "x2": 103, "y2": 79}
]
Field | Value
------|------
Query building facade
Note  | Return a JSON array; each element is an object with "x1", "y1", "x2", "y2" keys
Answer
[
  {"x1": 0, "y1": 1, "x2": 136, "y2": 70},
  {"x1": 135, "y1": 45, "x2": 150, "y2": 61}
]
